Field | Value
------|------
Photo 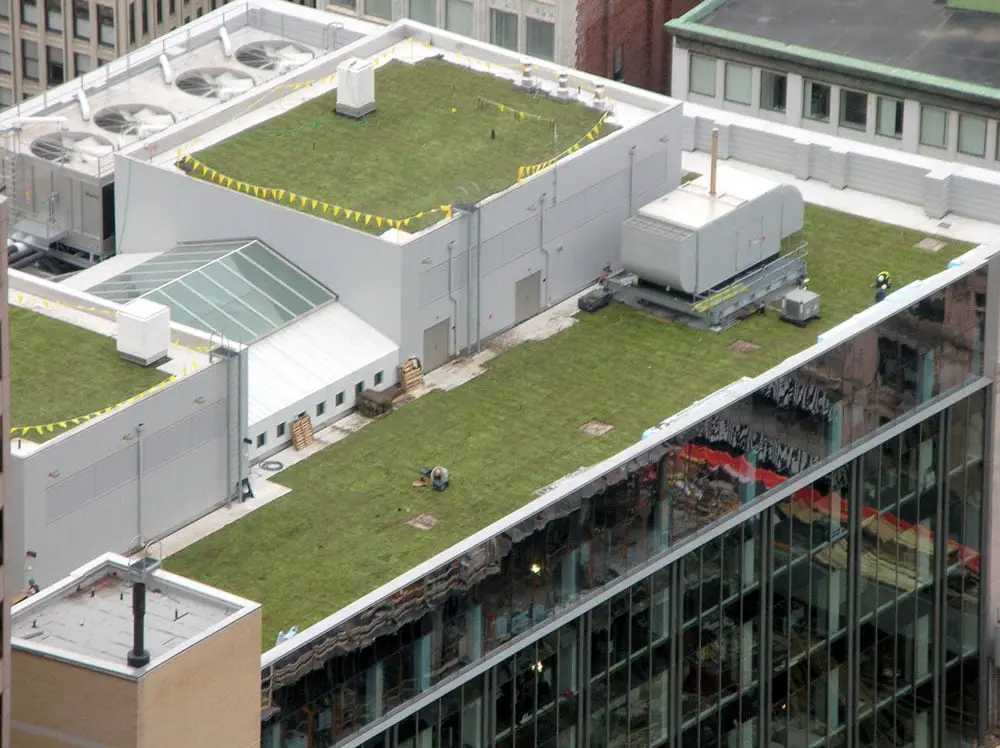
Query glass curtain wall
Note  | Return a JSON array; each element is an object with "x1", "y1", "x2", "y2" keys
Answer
[{"x1": 261, "y1": 267, "x2": 989, "y2": 748}]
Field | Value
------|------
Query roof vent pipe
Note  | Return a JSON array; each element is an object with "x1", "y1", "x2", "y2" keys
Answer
[
  {"x1": 218, "y1": 26, "x2": 233, "y2": 58},
  {"x1": 709, "y1": 127, "x2": 719, "y2": 197},
  {"x1": 158, "y1": 53, "x2": 174, "y2": 85},
  {"x1": 76, "y1": 89, "x2": 91, "y2": 121},
  {"x1": 126, "y1": 580, "x2": 150, "y2": 668}
]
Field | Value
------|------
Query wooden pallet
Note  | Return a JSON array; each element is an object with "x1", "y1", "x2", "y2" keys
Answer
[
  {"x1": 291, "y1": 414, "x2": 315, "y2": 451},
  {"x1": 400, "y1": 358, "x2": 424, "y2": 392}
]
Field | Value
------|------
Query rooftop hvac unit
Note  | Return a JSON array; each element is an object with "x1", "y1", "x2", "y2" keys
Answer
[
  {"x1": 335, "y1": 58, "x2": 375, "y2": 119},
  {"x1": 117, "y1": 298, "x2": 171, "y2": 366},
  {"x1": 780, "y1": 289, "x2": 821, "y2": 328}
]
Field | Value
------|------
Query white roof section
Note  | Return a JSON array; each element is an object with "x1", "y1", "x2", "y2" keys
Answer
[
  {"x1": 13, "y1": 552, "x2": 259, "y2": 679},
  {"x1": 248, "y1": 302, "x2": 399, "y2": 425},
  {"x1": 0, "y1": 0, "x2": 383, "y2": 179},
  {"x1": 638, "y1": 164, "x2": 776, "y2": 228}
]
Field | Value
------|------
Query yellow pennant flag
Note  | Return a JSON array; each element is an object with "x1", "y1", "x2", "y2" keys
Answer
[
  {"x1": 586, "y1": 132, "x2": 595, "y2": 142},
  {"x1": 201, "y1": 165, "x2": 208, "y2": 175},
  {"x1": 414, "y1": 212, "x2": 424, "y2": 220},
  {"x1": 311, "y1": 199, "x2": 318, "y2": 210},
  {"x1": 322, "y1": 203, "x2": 329, "y2": 213},
  {"x1": 277, "y1": 190, "x2": 285, "y2": 200},
  {"x1": 300, "y1": 196, "x2": 308, "y2": 207},
  {"x1": 364, "y1": 214, "x2": 372, "y2": 226},
  {"x1": 333, "y1": 206, "x2": 341, "y2": 217},
  {"x1": 386, "y1": 219, "x2": 394, "y2": 229},
  {"x1": 226, "y1": 177, "x2": 233, "y2": 188},
  {"x1": 209, "y1": 170, "x2": 217, "y2": 179},
  {"x1": 289, "y1": 193, "x2": 297, "y2": 203},
  {"x1": 403, "y1": 218, "x2": 411, "y2": 227},
  {"x1": 344, "y1": 209, "x2": 352, "y2": 220},
  {"x1": 518, "y1": 166, "x2": 525, "y2": 180},
  {"x1": 236, "y1": 182, "x2": 243, "y2": 191},
  {"x1": 441, "y1": 205, "x2": 453, "y2": 219},
  {"x1": 253, "y1": 186, "x2": 260, "y2": 197},
  {"x1": 518, "y1": 111, "x2": 524, "y2": 121},
  {"x1": 376, "y1": 216, "x2": 383, "y2": 228},
  {"x1": 354, "y1": 212, "x2": 362, "y2": 223},
  {"x1": 499, "y1": 104, "x2": 505, "y2": 112}
]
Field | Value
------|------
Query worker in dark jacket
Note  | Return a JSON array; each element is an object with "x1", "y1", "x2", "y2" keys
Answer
[{"x1": 431, "y1": 466, "x2": 450, "y2": 492}]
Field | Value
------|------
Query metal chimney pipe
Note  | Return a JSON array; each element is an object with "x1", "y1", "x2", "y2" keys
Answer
[
  {"x1": 127, "y1": 581, "x2": 151, "y2": 668},
  {"x1": 709, "y1": 128, "x2": 719, "y2": 197}
]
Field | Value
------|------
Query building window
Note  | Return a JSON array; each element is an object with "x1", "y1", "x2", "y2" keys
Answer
[
  {"x1": 919, "y1": 105, "x2": 949, "y2": 149},
  {"x1": 21, "y1": 0, "x2": 37, "y2": 25},
  {"x1": 155, "y1": 0, "x2": 160, "y2": 21},
  {"x1": 335, "y1": 391, "x2": 345, "y2": 406},
  {"x1": 759, "y1": 70, "x2": 786, "y2": 112},
  {"x1": 408, "y1": 0, "x2": 434, "y2": 25},
  {"x1": 127, "y1": 2, "x2": 134, "y2": 43},
  {"x1": 489, "y1": 9, "x2": 517, "y2": 51},
  {"x1": 141, "y1": 0, "x2": 147, "y2": 34},
  {"x1": 688, "y1": 54, "x2": 716, "y2": 97},
  {"x1": 957, "y1": 114, "x2": 987, "y2": 157},
  {"x1": 365, "y1": 0, "x2": 390, "y2": 19},
  {"x1": 723, "y1": 62, "x2": 751, "y2": 105},
  {"x1": 374, "y1": 370, "x2": 384, "y2": 386},
  {"x1": 46, "y1": 45, "x2": 62, "y2": 85},
  {"x1": 73, "y1": 0, "x2": 90, "y2": 39},
  {"x1": 256, "y1": 432, "x2": 266, "y2": 448},
  {"x1": 276, "y1": 422, "x2": 286, "y2": 438},
  {"x1": 328, "y1": 0, "x2": 354, "y2": 12},
  {"x1": 74, "y1": 51, "x2": 90, "y2": 73},
  {"x1": 0, "y1": 36, "x2": 11, "y2": 74},
  {"x1": 525, "y1": 17, "x2": 554, "y2": 61},
  {"x1": 0, "y1": 88, "x2": 11, "y2": 109},
  {"x1": 45, "y1": 0, "x2": 62, "y2": 31},
  {"x1": 839, "y1": 88, "x2": 868, "y2": 130},
  {"x1": 355, "y1": 381, "x2": 364, "y2": 395},
  {"x1": 803, "y1": 79, "x2": 830, "y2": 121},
  {"x1": 317, "y1": 401, "x2": 326, "y2": 417},
  {"x1": 21, "y1": 40, "x2": 38, "y2": 81},
  {"x1": 876, "y1": 96, "x2": 903, "y2": 139},
  {"x1": 612, "y1": 44, "x2": 623, "y2": 81},
  {"x1": 0, "y1": 0, "x2": 8, "y2": 21},
  {"x1": 445, "y1": 0, "x2": 471, "y2": 36},
  {"x1": 97, "y1": 4, "x2": 113, "y2": 46}
]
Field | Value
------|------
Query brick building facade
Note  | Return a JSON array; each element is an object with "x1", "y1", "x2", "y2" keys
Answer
[{"x1": 575, "y1": 0, "x2": 702, "y2": 94}]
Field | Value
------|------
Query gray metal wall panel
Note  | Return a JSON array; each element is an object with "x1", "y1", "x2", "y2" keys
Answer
[
  {"x1": 419, "y1": 262, "x2": 449, "y2": 306},
  {"x1": 502, "y1": 216, "x2": 540, "y2": 265},
  {"x1": 729, "y1": 126, "x2": 793, "y2": 172},
  {"x1": 951, "y1": 176, "x2": 1000, "y2": 222},
  {"x1": 544, "y1": 191, "x2": 587, "y2": 242},
  {"x1": 811, "y1": 147, "x2": 835, "y2": 184},
  {"x1": 849, "y1": 153, "x2": 924, "y2": 204},
  {"x1": 451, "y1": 251, "x2": 468, "y2": 291},
  {"x1": 16, "y1": 361, "x2": 235, "y2": 586}
]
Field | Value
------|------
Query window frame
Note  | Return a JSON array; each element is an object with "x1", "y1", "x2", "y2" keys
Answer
[
  {"x1": 919, "y1": 105, "x2": 949, "y2": 149},
  {"x1": 317, "y1": 401, "x2": 327, "y2": 417},
  {"x1": 335, "y1": 391, "x2": 345, "y2": 407},
  {"x1": 875, "y1": 96, "x2": 904, "y2": 139},
  {"x1": 838, "y1": 88, "x2": 868, "y2": 131},
  {"x1": 374, "y1": 370, "x2": 384, "y2": 386},
  {"x1": 802, "y1": 79, "x2": 831, "y2": 122},
  {"x1": 957, "y1": 113, "x2": 987, "y2": 158},
  {"x1": 759, "y1": 70, "x2": 787, "y2": 113},
  {"x1": 688, "y1": 54, "x2": 717, "y2": 97},
  {"x1": 723, "y1": 61, "x2": 752, "y2": 105}
]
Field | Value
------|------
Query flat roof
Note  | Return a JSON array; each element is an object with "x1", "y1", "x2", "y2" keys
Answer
[
  {"x1": 638, "y1": 167, "x2": 771, "y2": 227},
  {"x1": 672, "y1": 0, "x2": 1000, "y2": 102},
  {"x1": 9, "y1": 307, "x2": 169, "y2": 442},
  {"x1": 12, "y1": 553, "x2": 258, "y2": 677},
  {"x1": 168, "y1": 201, "x2": 977, "y2": 648},
  {"x1": 178, "y1": 57, "x2": 617, "y2": 234}
]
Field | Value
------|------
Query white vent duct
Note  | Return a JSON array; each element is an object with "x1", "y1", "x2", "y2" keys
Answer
[
  {"x1": 218, "y1": 27, "x2": 233, "y2": 58},
  {"x1": 159, "y1": 53, "x2": 174, "y2": 84},
  {"x1": 76, "y1": 89, "x2": 91, "y2": 121},
  {"x1": 9, "y1": 116, "x2": 70, "y2": 132}
]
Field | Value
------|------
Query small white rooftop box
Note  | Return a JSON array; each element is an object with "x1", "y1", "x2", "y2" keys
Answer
[
  {"x1": 117, "y1": 298, "x2": 171, "y2": 366},
  {"x1": 335, "y1": 57, "x2": 375, "y2": 119}
]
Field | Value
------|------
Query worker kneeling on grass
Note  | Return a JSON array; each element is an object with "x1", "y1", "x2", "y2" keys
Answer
[{"x1": 417, "y1": 466, "x2": 450, "y2": 492}]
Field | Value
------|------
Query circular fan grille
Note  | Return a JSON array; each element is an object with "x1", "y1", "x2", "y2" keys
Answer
[
  {"x1": 93, "y1": 103, "x2": 176, "y2": 135},
  {"x1": 175, "y1": 67, "x2": 255, "y2": 99},
  {"x1": 235, "y1": 41, "x2": 314, "y2": 72},
  {"x1": 30, "y1": 132, "x2": 114, "y2": 164}
]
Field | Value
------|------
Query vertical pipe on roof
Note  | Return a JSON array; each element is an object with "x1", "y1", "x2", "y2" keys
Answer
[{"x1": 710, "y1": 128, "x2": 719, "y2": 197}]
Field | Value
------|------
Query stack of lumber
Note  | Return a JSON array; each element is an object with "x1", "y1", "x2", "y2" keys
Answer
[
  {"x1": 400, "y1": 358, "x2": 424, "y2": 392},
  {"x1": 291, "y1": 414, "x2": 315, "y2": 451}
]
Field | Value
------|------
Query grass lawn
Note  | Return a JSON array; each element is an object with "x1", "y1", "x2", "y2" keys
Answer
[
  {"x1": 187, "y1": 59, "x2": 613, "y2": 232},
  {"x1": 10, "y1": 308, "x2": 168, "y2": 441},
  {"x1": 167, "y1": 205, "x2": 973, "y2": 648}
]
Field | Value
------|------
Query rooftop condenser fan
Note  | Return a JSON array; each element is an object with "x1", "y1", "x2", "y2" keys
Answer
[
  {"x1": 235, "y1": 41, "x2": 314, "y2": 74},
  {"x1": 94, "y1": 104, "x2": 176, "y2": 137},
  {"x1": 30, "y1": 132, "x2": 115, "y2": 166},
  {"x1": 175, "y1": 68, "x2": 255, "y2": 100}
]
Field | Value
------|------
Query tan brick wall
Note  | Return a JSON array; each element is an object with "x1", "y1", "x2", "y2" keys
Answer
[
  {"x1": 11, "y1": 649, "x2": 139, "y2": 747},
  {"x1": 137, "y1": 609, "x2": 262, "y2": 748}
]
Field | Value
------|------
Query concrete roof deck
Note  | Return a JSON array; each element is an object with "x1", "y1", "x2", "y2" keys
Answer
[
  {"x1": 167, "y1": 196, "x2": 978, "y2": 648},
  {"x1": 12, "y1": 553, "x2": 258, "y2": 675},
  {"x1": 675, "y1": 0, "x2": 1000, "y2": 100}
]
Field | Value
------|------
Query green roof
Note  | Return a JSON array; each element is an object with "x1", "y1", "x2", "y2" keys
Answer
[
  {"x1": 182, "y1": 59, "x2": 615, "y2": 233},
  {"x1": 10, "y1": 308, "x2": 169, "y2": 442},
  {"x1": 166, "y1": 203, "x2": 974, "y2": 649}
]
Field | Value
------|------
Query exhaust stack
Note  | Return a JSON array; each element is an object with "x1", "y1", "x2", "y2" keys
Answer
[
  {"x1": 127, "y1": 580, "x2": 150, "y2": 668},
  {"x1": 709, "y1": 127, "x2": 719, "y2": 197}
]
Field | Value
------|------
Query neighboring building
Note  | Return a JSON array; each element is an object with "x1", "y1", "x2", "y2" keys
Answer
[
  {"x1": 666, "y1": 0, "x2": 1000, "y2": 171},
  {"x1": 0, "y1": 197, "x2": 10, "y2": 748},
  {"x1": 257, "y1": 246, "x2": 996, "y2": 748},
  {"x1": 10, "y1": 552, "x2": 262, "y2": 747}
]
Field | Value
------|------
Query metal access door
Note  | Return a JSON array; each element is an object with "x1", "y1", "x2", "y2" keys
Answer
[
  {"x1": 422, "y1": 319, "x2": 451, "y2": 373},
  {"x1": 514, "y1": 271, "x2": 542, "y2": 325},
  {"x1": 736, "y1": 219, "x2": 764, "y2": 270}
]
